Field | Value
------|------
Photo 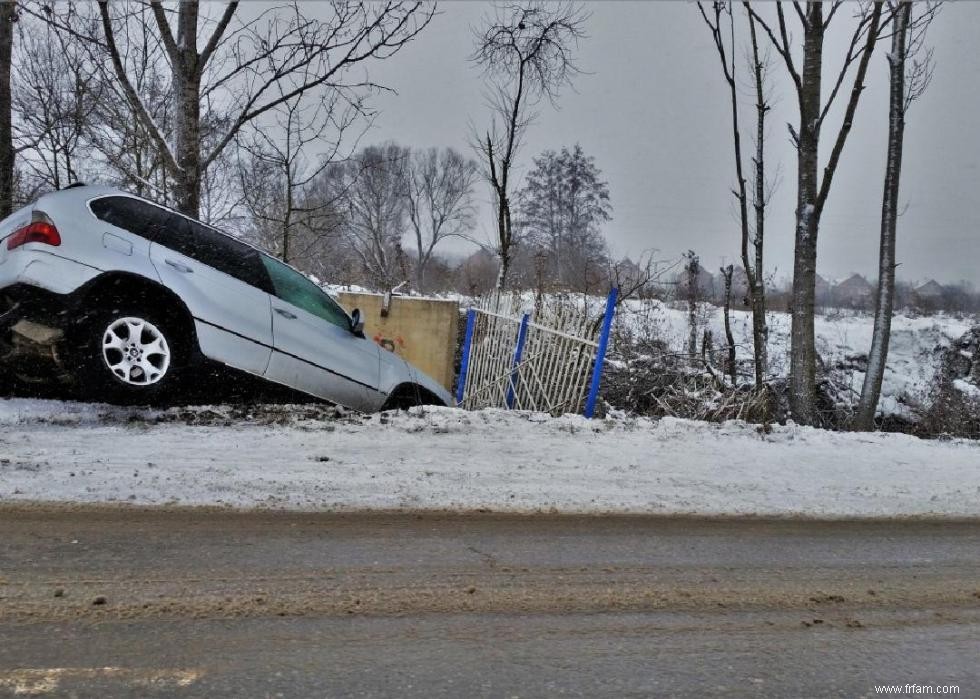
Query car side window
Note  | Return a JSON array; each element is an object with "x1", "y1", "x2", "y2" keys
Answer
[
  {"x1": 152, "y1": 213, "x2": 273, "y2": 294},
  {"x1": 89, "y1": 196, "x2": 166, "y2": 238},
  {"x1": 260, "y1": 255, "x2": 351, "y2": 331},
  {"x1": 91, "y1": 195, "x2": 272, "y2": 293}
]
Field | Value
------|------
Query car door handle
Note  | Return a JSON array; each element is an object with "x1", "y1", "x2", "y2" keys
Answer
[
  {"x1": 274, "y1": 307, "x2": 297, "y2": 319},
  {"x1": 165, "y1": 259, "x2": 193, "y2": 274}
]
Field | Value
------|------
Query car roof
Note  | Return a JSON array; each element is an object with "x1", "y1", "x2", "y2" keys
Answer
[
  {"x1": 67, "y1": 186, "x2": 348, "y2": 309},
  {"x1": 69, "y1": 185, "x2": 271, "y2": 256}
]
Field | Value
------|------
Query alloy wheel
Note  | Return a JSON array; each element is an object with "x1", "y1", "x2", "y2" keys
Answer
[{"x1": 101, "y1": 316, "x2": 171, "y2": 385}]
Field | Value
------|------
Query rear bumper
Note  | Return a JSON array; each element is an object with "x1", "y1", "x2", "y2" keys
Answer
[
  {"x1": 0, "y1": 283, "x2": 78, "y2": 381},
  {"x1": 0, "y1": 282, "x2": 77, "y2": 334}
]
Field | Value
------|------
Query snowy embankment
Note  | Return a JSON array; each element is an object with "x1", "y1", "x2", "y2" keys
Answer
[
  {"x1": 1, "y1": 399, "x2": 978, "y2": 518},
  {"x1": 613, "y1": 300, "x2": 977, "y2": 420},
  {"x1": 396, "y1": 289, "x2": 977, "y2": 420}
]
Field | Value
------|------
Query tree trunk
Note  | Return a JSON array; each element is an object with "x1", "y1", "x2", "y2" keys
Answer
[
  {"x1": 416, "y1": 252, "x2": 427, "y2": 296},
  {"x1": 747, "y1": 8, "x2": 768, "y2": 387},
  {"x1": 495, "y1": 247, "x2": 510, "y2": 291},
  {"x1": 174, "y1": 3, "x2": 202, "y2": 218},
  {"x1": 495, "y1": 192, "x2": 512, "y2": 290},
  {"x1": 0, "y1": 2, "x2": 14, "y2": 218},
  {"x1": 281, "y1": 201, "x2": 291, "y2": 265},
  {"x1": 854, "y1": 2, "x2": 911, "y2": 430},
  {"x1": 685, "y1": 253, "x2": 699, "y2": 362},
  {"x1": 748, "y1": 241, "x2": 769, "y2": 386},
  {"x1": 721, "y1": 265, "x2": 737, "y2": 387},
  {"x1": 788, "y1": 4, "x2": 824, "y2": 425}
]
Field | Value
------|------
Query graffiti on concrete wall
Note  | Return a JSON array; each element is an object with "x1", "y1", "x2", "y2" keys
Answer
[{"x1": 373, "y1": 333, "x2": 406, "y2": 354}]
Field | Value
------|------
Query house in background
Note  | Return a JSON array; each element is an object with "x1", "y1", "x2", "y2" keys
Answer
[
  {"x1": 913, "y1": 279, "x2": 947, "y2": 311},
  {"x1": 832, "y1": 273, "x2": 875, "y2": 309},
  {"x1": 673, "y1": 266, "x2": 716, "y2": 301},
  {"x1": 814, "y1": 274, "x2": 833, "y2": 307}
]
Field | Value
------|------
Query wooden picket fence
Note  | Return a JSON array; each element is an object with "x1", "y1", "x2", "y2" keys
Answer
[{"x1": 455, "y1": 289, "x2": 617, "y2": 417}]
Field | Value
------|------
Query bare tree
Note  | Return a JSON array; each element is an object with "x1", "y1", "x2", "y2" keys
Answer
[
  {"x1": 87, "y1": 1, "x2": 434, "y2": 218},
  {"x1": 24, "y1": 2, "x2": 184, "y2": 203},
  {"x1": 1, "y1": 6, "x2": 97, "y2": 210},
  {"x1": 12, "y1": 14, "x2": 101, "y2": 192},
  {"x1": 747, "y1": 2, "x2": 884, "y2": 424},
  {"x1": 746, "y1": 6, "x2": 773, "y2": 385},
  {"x1": 87, "y1": 4, "x2": 173, "y2": 201},
  {"x1": 854, "y1": 2, "x2": 939, "y2": 430},
  {"x1": 471, "y1": 1, "x2": 587, "y2": 290},
  {"x1": 325, "y1": 142, "x2": 410, "y2": 291},
  {"x1": 517, "y1": 143, "x2": 612, "y2": 293},
  {"x1": 237, "y1": 84, "x2": 361, "y2": 266},
  {"x1": 697, "y1": 2, "x2": 773, "y2": 388},
  {"x1": 404, "y1": 147, "x2": 478, "y2": 294}
]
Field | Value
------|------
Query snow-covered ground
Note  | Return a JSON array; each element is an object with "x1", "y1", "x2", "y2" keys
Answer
[
  {"x1": 612, "y1": 300, "x2": 977, "y2": 419},
  {"x1": 1, "y1": 398, "x2": 977, "y2": 518}
]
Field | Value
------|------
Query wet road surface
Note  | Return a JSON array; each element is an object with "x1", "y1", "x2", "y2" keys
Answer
[{"x1": 0, "y1": 508, "x2": 977, "y2": 697}]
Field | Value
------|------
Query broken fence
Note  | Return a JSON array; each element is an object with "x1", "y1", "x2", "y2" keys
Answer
[{"x1": 455, "y1": 289, "x2": 617, "y2": 417}]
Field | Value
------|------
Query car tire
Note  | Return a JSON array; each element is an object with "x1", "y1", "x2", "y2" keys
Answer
[
  {"x1": 72, "y1": 303, "x2": 189, "y2": 405},
  {"x1": 381, "y1": 384, "x2": 445, "y2": 411}
]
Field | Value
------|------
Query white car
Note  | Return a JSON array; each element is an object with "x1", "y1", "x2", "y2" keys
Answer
[{"x1": 0, "y1": 184, "x2": 452, "y2": 410}]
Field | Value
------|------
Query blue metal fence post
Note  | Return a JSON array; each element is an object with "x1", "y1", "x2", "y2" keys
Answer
[
  {"x1": 506, "y1": 312, "x2": 530, "y2": 409},
  {"x1": 455, "y1": 308, "x2": 477, "y2": 406},
  {"x1": 583, "y1": 288, "x2": 618, "y2": 418}
]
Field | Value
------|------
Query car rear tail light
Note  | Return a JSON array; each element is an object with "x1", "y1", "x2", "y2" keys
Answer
[{"x1": 6, "y1": 212, "x2": 61, "y2": 250}]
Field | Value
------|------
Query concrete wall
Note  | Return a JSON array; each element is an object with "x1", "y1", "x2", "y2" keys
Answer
[{"x1": 336, "y1": 292, "x2": 459, "y2": 392}]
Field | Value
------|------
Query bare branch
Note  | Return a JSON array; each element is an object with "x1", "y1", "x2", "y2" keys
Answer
[
  {"x1": 818, "y1": 5, "x2": 880, "y2": 128},
  {"x1": 470, "y1": 1, "x2": 588, "y2": 289},
  {"x1": 148, "y1": 1, "x2": 181, "y2": 68},
  {"x1": 816, "y1": 1, "x2": 883, "y2": 215},
  {"x1": 198, "y1": 2, "x2": 239, "y2": 75},
  {"x1": 97, "y1": 1, "x2": 179, "y2": 175},
  {"x1": 745, "y1": 4, "x2": 801, "y2": 93}
]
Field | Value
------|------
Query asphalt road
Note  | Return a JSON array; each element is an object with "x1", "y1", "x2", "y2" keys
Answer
[{"x1": 0, "y1": 508, "x2": 977, "y2": 698}]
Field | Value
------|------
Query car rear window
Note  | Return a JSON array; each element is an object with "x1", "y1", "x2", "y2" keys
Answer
[{"x1": 89, "y1": 196, "x2": 165, "y2": 238}]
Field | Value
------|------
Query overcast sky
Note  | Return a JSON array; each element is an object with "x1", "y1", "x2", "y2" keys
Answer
[{"x1": 355, "y1": 1, "x2": 978, "y2": 286}]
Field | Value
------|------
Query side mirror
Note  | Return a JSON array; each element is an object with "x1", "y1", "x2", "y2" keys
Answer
[{"x1": 350, "y1": 308, "x2": 365, "y2": 336}]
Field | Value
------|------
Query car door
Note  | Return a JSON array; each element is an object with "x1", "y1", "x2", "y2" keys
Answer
[
  {"x1": 259, "y1": 254, "x2": 384, "y2": 411},
  {"x1": 84, "y1": 196, "x2": 161, "y2": 280},
  {"x1": 148, "y1": 212, "x2": 274, "y2": 376}
]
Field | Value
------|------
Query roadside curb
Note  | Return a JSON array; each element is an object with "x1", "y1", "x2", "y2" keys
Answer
[{"x1": 2, "y1": 500, "x2": 979, "y2": 524}]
